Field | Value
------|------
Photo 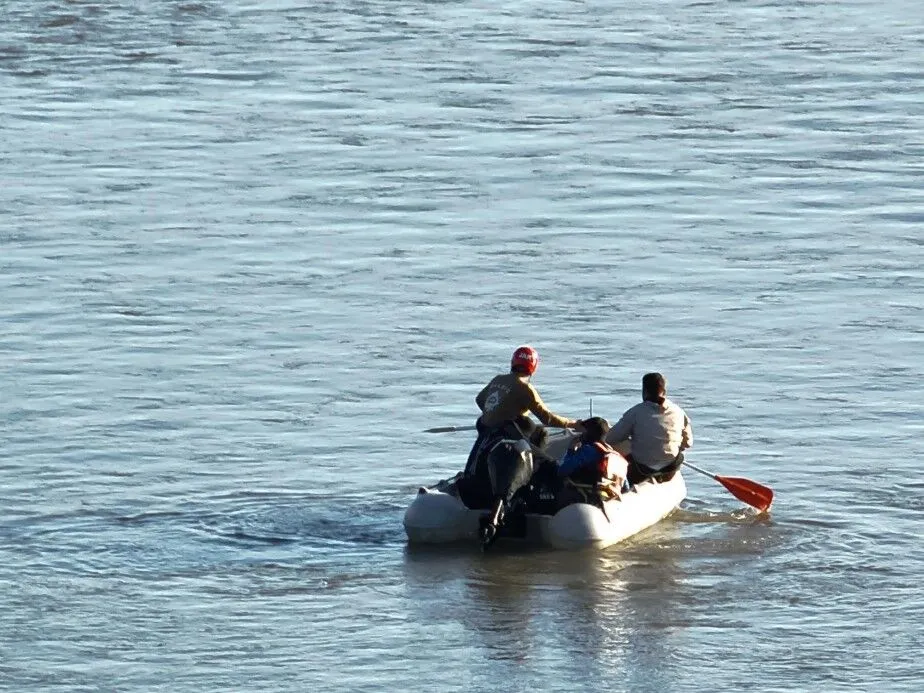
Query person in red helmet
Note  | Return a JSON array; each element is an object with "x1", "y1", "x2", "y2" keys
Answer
[{"x1": 457, "y1": 346, "x2": 583, "y2": 509}]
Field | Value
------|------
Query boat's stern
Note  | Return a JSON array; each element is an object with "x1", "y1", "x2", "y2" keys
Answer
[{"x1": 403, "y1": 489, "x2": 479, "y2": 544}]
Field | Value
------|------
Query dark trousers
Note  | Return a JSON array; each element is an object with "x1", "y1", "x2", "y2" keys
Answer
[
  {"x1": 487, "y1": 440, "x2": 536, "y2": 505},
  {"x1": 464, "y1": 419, "x2": 490, "y2": 476},
  {"x1": 626, "y1": 453, "x2": 684, "y2": 485},
  {"x1": 465, "y1": 417, "x2": 547, "y2": 475},
  {"x1": 460, "y1": 418, "x2": 548, "y2": 510}
]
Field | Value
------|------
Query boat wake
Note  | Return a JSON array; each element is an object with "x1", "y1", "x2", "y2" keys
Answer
[{"x1": 673, "y1": 500, "x2": 773, "y2": 525}]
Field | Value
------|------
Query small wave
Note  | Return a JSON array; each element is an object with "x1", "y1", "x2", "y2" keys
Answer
[
  {"x1": 675, "y1": 502, "x2": 773, "y2": 525},
  {"x1": 187, "y1": 493, "x2": 407, "y2": 550}
]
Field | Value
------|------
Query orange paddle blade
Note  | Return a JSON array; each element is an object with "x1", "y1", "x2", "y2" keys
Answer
[{"x1": 716, "y1": 475, "x2": 774, "y2": 513}]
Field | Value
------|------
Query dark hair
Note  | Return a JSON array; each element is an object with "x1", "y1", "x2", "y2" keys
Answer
[
  {"x1": 581, "y1": 416, "x2": 610, "y2": 443},
  {"x1": 642, "y1": 372, "x2": 666, "y2": 406}
]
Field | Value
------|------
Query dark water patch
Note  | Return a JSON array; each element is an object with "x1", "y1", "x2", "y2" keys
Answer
[
  {"x1": 438, "y1": 94, "x2": 511, "y2": 109},
  {"x1": 175, "y1": 3, "x2": 211, "y2": 14},
  {"x1": 873, "y1": 210, "x2": 924, "y2": 223},
  {"x1": 0, "y1": 43, "x2": 27, "y2": 58},
  {"x1": 215, "y1": 527, "x2": 299, "y2": 546},
  {"x1": 41, "y1": 14, "x2": 81, "y2": 29},
  {"x1": 7, "y1": 68, "x2": 50, "y2": 77},
  {"x1": 114, "y1": 510, "x2": 189, "y2": 526},
  {"x1": 184, "y1": 70, "x2": 278, "y2": 82}
]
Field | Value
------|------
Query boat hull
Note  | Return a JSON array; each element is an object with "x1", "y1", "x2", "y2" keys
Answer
[{"x1": 403, "y1": 472, "x2": 686, "y2": 551}]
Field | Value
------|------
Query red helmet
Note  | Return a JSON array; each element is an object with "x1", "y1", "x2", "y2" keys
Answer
[{"x1": 511, "y1": 345, "x2": 539, "y2": 375}]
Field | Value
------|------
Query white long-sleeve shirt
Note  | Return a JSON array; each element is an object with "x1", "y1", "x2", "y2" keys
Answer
[{"x1": 604, "y1": 398, "x2": 693, "y2": 469}]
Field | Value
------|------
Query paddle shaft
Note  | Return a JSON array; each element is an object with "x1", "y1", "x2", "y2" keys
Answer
[
  {"x1": 423, "y1": 425, "x2": 477, "y2": 433},
  {"x1": 424, "y1": 422, "x2": 567, "y2": 466},
  {"x1": 681, "y1": 460, "x2": 720, "y2": 481}
]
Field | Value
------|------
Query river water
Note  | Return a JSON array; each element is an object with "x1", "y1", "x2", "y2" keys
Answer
[{"x1": 1, "y1": 1, "x2": 922, "y2": 690}]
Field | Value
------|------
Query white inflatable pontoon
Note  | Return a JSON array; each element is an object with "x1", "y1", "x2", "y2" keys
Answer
[{"x1": 403, "y1": 431, "x2": 686, "y2": 550}]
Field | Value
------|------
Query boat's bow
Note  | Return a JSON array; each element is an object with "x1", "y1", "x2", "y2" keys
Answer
[{"x1": 543, "y1": 473, "x2": 687, "y2": 550}]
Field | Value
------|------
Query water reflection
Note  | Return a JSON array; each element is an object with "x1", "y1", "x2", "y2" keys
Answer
[{"x1": 403, "y1": 523, "x2": 688, "y2": 690}]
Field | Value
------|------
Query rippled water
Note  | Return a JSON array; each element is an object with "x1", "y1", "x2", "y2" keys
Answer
[{"x1": 2, "y1": 1, "x2": 922, "y2": 690}]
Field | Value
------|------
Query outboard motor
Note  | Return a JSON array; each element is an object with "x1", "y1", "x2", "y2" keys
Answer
[{"x1": 480, "y1": 438, "x2": 535, "y2": 550}]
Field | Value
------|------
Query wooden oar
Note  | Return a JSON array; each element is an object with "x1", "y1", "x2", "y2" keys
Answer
[
  {"x1": 423, "y1": 424, "x2": 477, "y2": 433},
  {"x1": 682, "y1": 460, "x2": 774, "y2": 513}
]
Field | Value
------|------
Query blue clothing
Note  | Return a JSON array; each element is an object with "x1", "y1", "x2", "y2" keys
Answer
[{"x1": 558, "y1": 443, "x2": 605, "y2": 478}]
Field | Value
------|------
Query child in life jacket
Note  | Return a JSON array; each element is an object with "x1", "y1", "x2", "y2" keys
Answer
[{"x1": 558, "y1": 417, "x2": 629, "y2": 496}]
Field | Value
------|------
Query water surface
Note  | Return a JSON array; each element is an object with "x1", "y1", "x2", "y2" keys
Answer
[{"x1": 1, "y1": 1, "x2": 922, "y2": 690}]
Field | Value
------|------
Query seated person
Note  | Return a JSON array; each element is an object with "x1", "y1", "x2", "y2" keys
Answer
[
  {"x1": 558, "y1": 417, "x2": 628, "y2": 501},
  {"x1": 605, "y1": 372, "x2": 692, "y2": 485}
]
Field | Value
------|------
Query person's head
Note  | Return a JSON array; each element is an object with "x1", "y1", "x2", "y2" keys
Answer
[
  {"x1": 642, "y1": 372, "x2": 667, "y2": 405},
  {"x1": 580, "y1": 416, "x2": 610, "y2": 444},
  {"x1": 510, "y1": 345, "x2": 539, "y2": 376}
]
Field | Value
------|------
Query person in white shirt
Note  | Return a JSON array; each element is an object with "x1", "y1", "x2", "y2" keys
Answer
[{"x1": 604, "y1": 372, "x2": 693, "y2": 485}]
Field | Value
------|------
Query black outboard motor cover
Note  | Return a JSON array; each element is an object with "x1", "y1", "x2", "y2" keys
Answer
[{"x1": 487, "y1": 439, "x2": 535, "y2": 505}]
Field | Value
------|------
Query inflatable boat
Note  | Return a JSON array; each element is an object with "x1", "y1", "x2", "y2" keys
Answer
[{"x1": 403, "y1": 431, "x2": 686, "y2": 550}]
